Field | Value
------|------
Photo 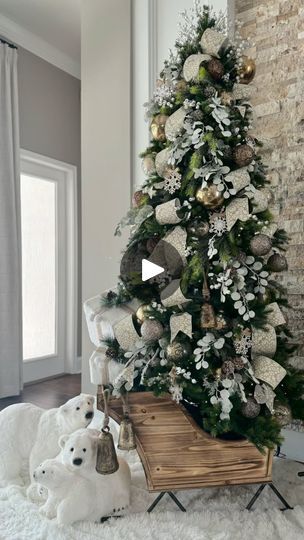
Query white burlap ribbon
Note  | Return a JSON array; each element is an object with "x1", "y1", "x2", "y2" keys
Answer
[
  {"x1": 183, "y1": 53, "x2": 211, "y2": 81},
  {"x1": 170, "y1": 312, "x2": 192, "y2": 342},
  {"x1": 165, "y1": 107, "x2": 187, "y2": 141},
  {"x1": 200, "y1": 28, "x2": 228, "y2": 58},
  {"x1": 226, "y1": 197, "x2": 250, "y2": 231}
]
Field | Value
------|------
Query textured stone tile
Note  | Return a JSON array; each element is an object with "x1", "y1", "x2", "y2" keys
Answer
[
  {"x1": 236, "y1": 0, "x2": 304, "y2": 363},
  {"x1": 255, "y1": 101, "x2": 280, "y2": 117}
]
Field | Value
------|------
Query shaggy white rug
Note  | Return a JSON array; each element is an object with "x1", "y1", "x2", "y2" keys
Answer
[{"x1": 0, "y1": 415, "x2": 304, "y2": 540}]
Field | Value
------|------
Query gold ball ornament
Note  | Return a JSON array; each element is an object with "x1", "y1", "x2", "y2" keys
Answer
[
  {"x1": 195, "y1": 185, "x2": 224, "y2": 209},
  {"x1": 150, "y1": 114, "x2": 168, "y2": 142},
  {"x1": 238, "y1": 56, "x2": 256, "y2": 85},
  {"x1": 136, "y1": 304, "x2": 151, "y2": 323},
  {"x1": 233, "y1": 144, "x2": 255, "y2": 167},
  {"x1": 250, "y1": 234, "x2": 272, "y2": 256},
  {"x1": 273, "y1": 404, "x2": 292, "y2": 427},
  {"x1": 187, "y1": 221, "x2": 210, "y2": 238},
  {"x1": 166, "y1": 341, "x2": 191, "y2": 362},
  {"x1": 267, "y1": 253, "x2": 288, "y2": 273},
  {"x1": 207, "y1": 58, "x2": 225, "y2": 81}
]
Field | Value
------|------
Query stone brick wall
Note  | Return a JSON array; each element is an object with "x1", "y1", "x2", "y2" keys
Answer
[{"x1": 235, "y1": 0, "x2": 304, "y2": 369}]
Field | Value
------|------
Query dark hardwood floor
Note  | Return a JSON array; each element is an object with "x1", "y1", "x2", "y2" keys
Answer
[{"x1": 0, "y1": 374, "x2": 81, "y2": 411}]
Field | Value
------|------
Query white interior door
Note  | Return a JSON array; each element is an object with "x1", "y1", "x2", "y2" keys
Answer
[{"x1": 20, "y1": 150, "x2": 77, "y2": 383}]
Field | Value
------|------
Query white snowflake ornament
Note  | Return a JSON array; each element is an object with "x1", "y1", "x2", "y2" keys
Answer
[
  {"x1": 164, "y1": 168, "x2": 182, "y2": 194},
  {"x1": 209, "y1": 210, "x2": 227, "y2": 237}
]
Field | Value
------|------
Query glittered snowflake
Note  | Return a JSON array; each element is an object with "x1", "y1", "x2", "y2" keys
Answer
[
  {"x1": 164, "y1": 169, "x2": 182, "y2": 194},
  {"x1": 234, "y1": 328, "x2": 252, "y2": 355},
  {"x1": 209, "y1": 211, "x2": 227, "y2": 237}
]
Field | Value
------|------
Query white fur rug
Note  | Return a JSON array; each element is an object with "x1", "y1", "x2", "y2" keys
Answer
[{"x1": 0, "y1": 415, "x2": 304, "y2": 539}]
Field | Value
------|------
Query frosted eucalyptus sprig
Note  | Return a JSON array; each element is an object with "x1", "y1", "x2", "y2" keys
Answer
[
  {"x1": 194, "y1": 333, "x2": 225, "y2": 370},
  {"x1": 233, "y1": 256, "x2": 269, "y2": 295},
  {"x1": 210, "y1": 96, "x2": 232, "y2": 137}
]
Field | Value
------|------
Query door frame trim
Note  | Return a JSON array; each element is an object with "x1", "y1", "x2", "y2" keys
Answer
[{"x1": 20, "y1": 149, "x2": 78, "y2": 379}]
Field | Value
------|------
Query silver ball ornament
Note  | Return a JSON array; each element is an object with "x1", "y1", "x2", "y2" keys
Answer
[
  {"x1": 140, "y1": 319, "x2": 164, "y2": 342},
  {"x1": 273, "y1": 404, "x2": 292, "y2": 427},
  {"x1": 142, "y1": 154, "x2": 156, "y2": 176},
  {"x1": 267, "y1": 253, "x2": 288, "y2": 272},
  {"x1": 250, "y1": 234, "x2": 272, "y2": 256},
  {"x1": 241, "y1": 398, "x2": 261, "y2": 418}
]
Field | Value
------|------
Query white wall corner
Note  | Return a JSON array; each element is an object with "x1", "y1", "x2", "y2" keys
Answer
[
  {"x1": 0, "y1": 13, "x2": 80, "y2": 79},
  {"x1": 72, "y1": 356, "x2": 82, "y2": 374},
  {"x1": 148, "y1": 0, "x2": 158, "y2": 99}
]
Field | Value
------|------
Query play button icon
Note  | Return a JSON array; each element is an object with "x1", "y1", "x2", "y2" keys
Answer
[{"x1": 142, "y1": 259, "x2": 164, "y2": 282}]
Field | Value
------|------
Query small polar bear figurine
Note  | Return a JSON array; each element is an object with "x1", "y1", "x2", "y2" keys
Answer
[
  {"x1": 58, "y1": 428, "x2": 131, "y2": 519},
  {"x1": 33, "y1": 459, "x2": 94, "y2": 525},
  {"x1": 0, "y1": 394, "x2": 95, "y2": 489}
]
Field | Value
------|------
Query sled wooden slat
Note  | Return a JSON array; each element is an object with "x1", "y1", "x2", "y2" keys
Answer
[{"x1": 97, "y1": 390, "x2": 272, "y2": 492}]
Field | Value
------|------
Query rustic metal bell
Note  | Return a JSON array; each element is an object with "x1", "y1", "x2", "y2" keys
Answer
[
  {"x1": 96, "y1": 427, "x2": 119, "y2": 475},
  {"x1": 118, "y1": 414, "x2": 137, "y2": 451},
  {"x1": 201, "y1": 276, "x2": 216, "y2": 329},
  {"x1": 200, "y1": 303, "x2": 217, "y2": 328}
]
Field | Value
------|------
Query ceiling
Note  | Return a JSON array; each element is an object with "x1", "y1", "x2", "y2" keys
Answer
[{"x1": 0, "y1": 0, "x2": 81, "y2": 75}]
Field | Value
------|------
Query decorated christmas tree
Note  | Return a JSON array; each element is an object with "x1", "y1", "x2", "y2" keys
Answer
[{"x1": 99, "y1": 4, "x2": 304, "y2": 451}]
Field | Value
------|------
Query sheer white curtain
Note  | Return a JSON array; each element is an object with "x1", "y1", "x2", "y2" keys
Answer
[{"x1": 0, "y1": 43, "x2": 22, "y2": 398}]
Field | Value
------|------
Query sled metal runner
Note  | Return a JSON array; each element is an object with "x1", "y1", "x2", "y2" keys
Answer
[
  {"x1": 146, "y1": 481, "x2": 293, "y2": 513},
  {"x1": 97, "y1": 390, "x2": 293, "y2": 512}
]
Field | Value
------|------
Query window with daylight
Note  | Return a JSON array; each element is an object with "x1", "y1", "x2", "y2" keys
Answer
[{"x1": 21, "y1": 173, "x2": 57, "y2": 360}]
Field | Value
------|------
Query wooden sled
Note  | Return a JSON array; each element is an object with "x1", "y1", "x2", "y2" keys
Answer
[{"x1": 97, "y1": 389, "x2": 293, "y2": 512}]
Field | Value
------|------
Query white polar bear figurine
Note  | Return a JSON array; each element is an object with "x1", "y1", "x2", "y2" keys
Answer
[
  {"x1": 34, "y1": 459, "x2": 94, "y2": 525},
  {"x1": 59, "y1": 428, "x2": 131, "y2": 518},
  {"x1": 0, "y1": 394, "x2": 95, "y2": 489}
]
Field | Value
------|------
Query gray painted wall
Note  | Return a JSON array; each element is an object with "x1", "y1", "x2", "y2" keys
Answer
[
  {"x1": 17, "y1": 47, "x2": 82, "y2": 357},
  {"x1": 81, "y1": 0, "x2": 131, "y2": 392}
]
